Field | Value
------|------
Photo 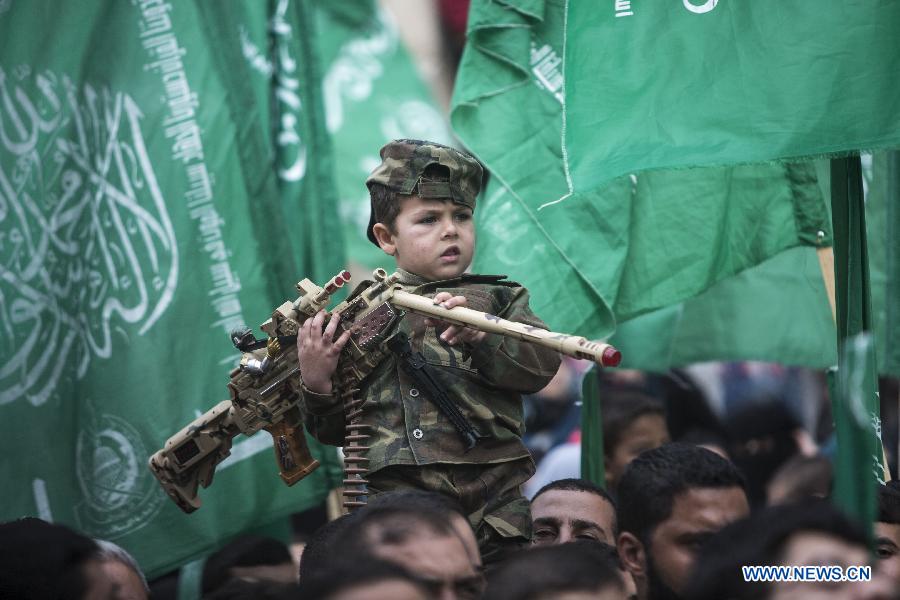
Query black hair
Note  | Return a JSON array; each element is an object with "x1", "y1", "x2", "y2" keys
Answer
[
  {"x1": 366, "y1": 488, "x2": 467, "y2": 519},
  {"x1": 685, "y1": 499, "x2": 868, "y2": 600},
  {"x1": 0, "y1": 517, "x2": 100, "y2": 600},
  {"x1": 484, "y1": 540, "x2": 625, "y2": 600},
  {"x1": 370, "y1": 164, "x2": 453, "y2": 237},
  {"x1": 723, "y1": 397, "x2": 801, "y2": 507},
  {"x1": 204, "y1": 579, "x2": 300, "y2": 600},
  {"x1": 298, "y1": 512, "x2": 359, "y2": 582},
  {"x1": 297, "y1": 555, "x2": 427, "y2": 600},
  {"x1": 532, "y1": 478, "x2": 617, "y2": 512},
  {"x1": 601, "y1": 392, "x2": 666, "y2": 457},
  {"x1": 878, "y1": 481, "x2": 900, "y2": 524},
  {"x1": 617, "y1": 442, "x2": 747, "y2": 545},
  {"x1": 201, "y1": 535, "x2": 293, "y2": 596},
  {"x1": 329, "y1": 501, "x2": 456, "y2": 561}
]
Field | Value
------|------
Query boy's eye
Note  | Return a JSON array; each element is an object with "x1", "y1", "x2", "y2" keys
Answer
[
  {"x1": 455, "y1": 212, "x2": 471, "y2": 221},
  {"x1": 420, "y1": 215, "x2": 437, "y2": 224}
]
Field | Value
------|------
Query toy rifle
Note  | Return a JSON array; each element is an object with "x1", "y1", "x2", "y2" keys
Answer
[{"x1": 149, "y1": 268, "x2": 621, "y2": 513}]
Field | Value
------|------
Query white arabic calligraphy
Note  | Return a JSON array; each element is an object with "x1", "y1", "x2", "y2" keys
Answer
[{"x1": 0, "y1": 68, "x2": 178, "y2": 406}]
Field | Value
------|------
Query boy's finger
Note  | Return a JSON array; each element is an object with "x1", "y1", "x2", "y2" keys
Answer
[
  {"x1": 441, "y1": 325, "x2": 461, "y2": 341},
  {"x1": 444, "y1": 295, "x2": 468, "y2": 309},
  {"x1": 333, "y1": 329, "x2": 352, "y2": 351},
  {"x1": 299, "y1": 315, "x2": 313, "y2": 344},
  {"x1": 323, "y1": 311, "x2": 341, "y2": 340},
  {"x1": 312, "y1": 309, "x2": 326, "y2": 331},
  {"x1": 433, "y1": 291, "x2": 452, "y2": 304}
]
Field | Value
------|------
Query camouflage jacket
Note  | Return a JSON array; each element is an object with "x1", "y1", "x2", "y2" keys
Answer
[{"x1": 301, "y1": 269, "x2": 561, "y2": 473}]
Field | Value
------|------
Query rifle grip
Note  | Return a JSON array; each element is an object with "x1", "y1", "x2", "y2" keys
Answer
[{"x1": 265, "y1": 421, "x2": 320, "y2": 485}]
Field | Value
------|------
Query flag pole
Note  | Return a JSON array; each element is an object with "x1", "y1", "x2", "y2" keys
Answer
[
  {"x1": 817, "y1": 245, "x2": 890, "y2": 483},
  {"x1": 828, "y1": 156, "x2": 885, "y2": 531}
]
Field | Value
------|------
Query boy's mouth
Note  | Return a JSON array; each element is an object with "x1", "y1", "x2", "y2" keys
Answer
[{"x1": 440, "y1": 246, "x2": 461, "y2": 261}]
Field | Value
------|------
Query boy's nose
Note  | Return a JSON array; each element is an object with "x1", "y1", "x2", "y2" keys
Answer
[{"x1": 441, "y1": 219, "x2": 458, "y2": 238}]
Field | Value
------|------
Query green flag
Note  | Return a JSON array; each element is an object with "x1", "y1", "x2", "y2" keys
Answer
[
  {"x1": 452, "y1": 0, "x2": 832, "y2": 344},
  {"x1": 611, "y1": 246, "x2": 837, "y2": 371},
  {"x1": 0, "y1": 1, "x2": 341, "y2": 578},
  {"x1": 564, "y1": 0, "x2": 900, "y2": 189},
  {"x1": 314, "y1": 1, "x2": 455, "y2": 272},
  {"x1": 865, "y1": 152, "x2": 900, "y2": 378}
]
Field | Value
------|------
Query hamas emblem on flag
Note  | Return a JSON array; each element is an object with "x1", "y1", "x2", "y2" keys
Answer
[{"x1": 75, "y1": 411, "x2": 163, "y2": 538}]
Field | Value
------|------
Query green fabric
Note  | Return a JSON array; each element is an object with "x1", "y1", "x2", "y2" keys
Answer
[
  {"x1": 0, "y1": 1, "x2": 341, "y2": 579},
  {"x1": 829, "y1": 157, "x2": 883, "y2": 529},
  {"x1": 886, "y1": 153, "x2": 900, "y2": 377},
  {"x1": 580, "y1": 368, "x2": 605, "y2": 487},
  {"x1": 453, "y1": 0, "x2": 832, "y2": 342},
  {"x1": 865, "y1": 153, "x2": 900, "y2": 377},
  {"x1": 612, "y1": 247, "x2": 837, "y2": 370},
  {"x1": 314, "y1": 1, "x2": 454, "y2": 272},
  {"x1": 563, "y1": 1, "x2": 900, "y2": 189}
]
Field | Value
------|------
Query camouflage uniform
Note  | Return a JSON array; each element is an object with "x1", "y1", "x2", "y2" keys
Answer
[{"x1": 302, "y1": 140, "x2": 561, "y2": 562}]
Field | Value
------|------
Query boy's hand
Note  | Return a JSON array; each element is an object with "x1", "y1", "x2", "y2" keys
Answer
[
  {"x1": 297, "y1": 310, "x2": 351, "y2": 394},
  {"x1": 424, "y1": 292, "x2": 488, "y2": 346}
]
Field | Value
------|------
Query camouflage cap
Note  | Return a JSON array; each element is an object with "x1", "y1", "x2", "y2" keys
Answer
[{"x1": 365, "y1": 139, "x2": 483, "y2": 245}]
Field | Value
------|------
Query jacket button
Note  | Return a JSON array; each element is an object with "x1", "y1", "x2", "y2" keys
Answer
[
  {"x1": 409, "y1": 388, "x2": 419, "y2": 397},
  {"x1": 412, "y1": 428, "x2": 424, "y2": 440}
]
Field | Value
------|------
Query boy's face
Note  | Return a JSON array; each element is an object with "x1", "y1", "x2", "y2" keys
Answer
[{"x1": 373, "y1": 195, "x2": 475, "y2": 281}]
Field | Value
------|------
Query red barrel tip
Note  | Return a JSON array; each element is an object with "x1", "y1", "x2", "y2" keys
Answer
[
  {"x1": 332, "y1": 276, "x2": 345, "y2": 287},
  {"x1": 341, "y1": 270, "x2": 352, "y2": 281},
  {"x1": 601, "y1": 346, "x2": 622, "y2": 367}
]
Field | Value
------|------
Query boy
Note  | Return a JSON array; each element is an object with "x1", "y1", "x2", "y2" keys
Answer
[{"x1": 296, "y1": 139, "x2": 561, "y2": 563}]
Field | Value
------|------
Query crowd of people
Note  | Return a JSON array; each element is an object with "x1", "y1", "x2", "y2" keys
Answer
[{"x1": 4, "y1": 364, "x2": 900, "y2": 599}]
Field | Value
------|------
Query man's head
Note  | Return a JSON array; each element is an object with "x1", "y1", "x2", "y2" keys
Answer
[
  {"x1": 602, "y1": 392, "x2": 670, "y2": 490},
  {"x1": 201, "y1": 534, "x2": 296, "y2": 596},
  {"x1": 333, "y1": 503, "x2": 483, "y2": 600},
  {"x1": 297, "y1": 556, "x2": 429, "y2": 600},
  {"x1": 485, "y1": 540, "x2": 628, "y2": 600},
  {"x1": 363, "y1": 490, "x2": 481, "y2": 568},
  {"x1": 616, "y1": 443, "x2": 749, "y2": 600},
  {"x1": 0, "y1": 517, "x2": 112, "y2": 600},
  {"x1": 530, "y1": 478, "x2": 618, "y2": 546},
  {"x1": 687, "y1": 500, "x2": 873, "y2": 600},
  {"x1": 367, "y1": 139, "x2": 483, "y2": 281},
  {"x1": 875, "y1": 481, "x2": 900, "y2": 586},
  {"x1": 94, "y1": 539, "x2": 149, "y2": 600}
]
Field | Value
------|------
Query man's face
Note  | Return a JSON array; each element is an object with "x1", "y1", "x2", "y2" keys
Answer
[
  {"x1": 605, "y1": 413, "x2": 670, "y2": 490},
  {"x1": 645, "y1": 486, "x2": 749, "y2": 598},
  {"x1": 372, "y1": 530, "x2": 484, "y2": 600},
  {"x1": 531, "y1": 489, "x2": 617, "y2": 546},
  {"x1": 374, "y1": 196, "x2": 474, "y2": 281},
  {"x1": 769, "y1": 531, "x2": 870, "y2": 599},
  {"x1": 875, "y1": 521, "x2": 900, "y2": 586}
]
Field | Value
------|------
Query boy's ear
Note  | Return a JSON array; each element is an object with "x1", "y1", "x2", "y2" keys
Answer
[{"x1": 371, "y1": 223, "x2": 396, "y2": 256}]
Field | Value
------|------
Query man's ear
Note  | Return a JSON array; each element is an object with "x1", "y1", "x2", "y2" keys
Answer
[
  {"x1": 617, "y1": 531, "x2": 647, "y2": 579},
  {"x1": 372, "y1": 223, "x2": 396, "y2": 256}
]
